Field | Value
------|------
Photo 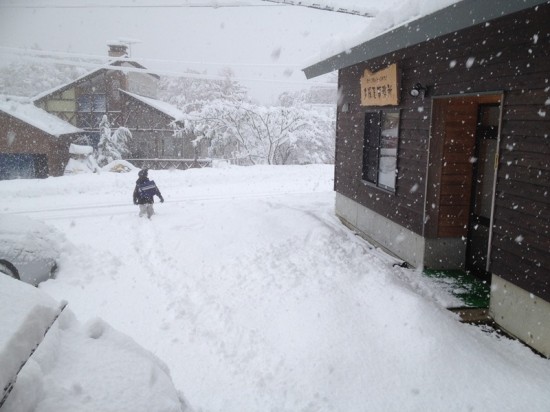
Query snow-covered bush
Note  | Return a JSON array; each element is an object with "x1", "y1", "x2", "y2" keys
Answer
[
  {"x1": 101, "y1": 159, "x2": 137, "y2": 173},
  {"x1": 64, "y1": 144, "x2": 100, "y2": 175}
]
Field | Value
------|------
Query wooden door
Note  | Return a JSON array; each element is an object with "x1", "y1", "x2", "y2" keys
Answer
[{"x1": 428, "y1": 94, "x2": 502, "y2": 274}]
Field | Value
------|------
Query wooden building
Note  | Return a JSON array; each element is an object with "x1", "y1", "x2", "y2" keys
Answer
[
  {"x1": 0, "y1": 97, "x2": 83, "y2": 179},
  {"x1": 33, "y1": 44, "x2": 204, "y2": 160},
  {"x1": 119, "y1": 90, "x2": 199, "y2": 160},
  {"x1": 303, "y1": 0, "x2": 549, "y2": 356}
]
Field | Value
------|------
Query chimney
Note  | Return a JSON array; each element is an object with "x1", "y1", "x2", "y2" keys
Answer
[{"x1": 108, "y1": 43, "x2": 128, "y2": 58}]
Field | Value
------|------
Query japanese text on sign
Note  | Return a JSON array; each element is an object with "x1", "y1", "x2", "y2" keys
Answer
[{"x1": 360, "y1": 64, "x2": 399, "y2": 106}]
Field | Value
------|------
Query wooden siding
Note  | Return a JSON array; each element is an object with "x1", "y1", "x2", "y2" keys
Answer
[
  {"x1": 34, "y1": 68, "x2": 199, "y2": 159},
  {"x1": 429, "y1": 95, "x2": 502, "y2": 238},
  {"x1": 121, "y1": 96, "x2": 205, "y2": 159},
  {"x1": 0, "y1": 112, "x2": 75, "y2": 176},
  {"x1": 336, "y1": 4, "x2": 549, "y2": 299}
]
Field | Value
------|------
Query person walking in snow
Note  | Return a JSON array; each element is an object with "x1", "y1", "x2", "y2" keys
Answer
[{"x1": 133, "y1": 168, "x2": 164, "y2": 219}]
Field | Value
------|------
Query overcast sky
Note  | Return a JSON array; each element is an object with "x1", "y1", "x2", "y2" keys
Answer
[
  {"x1": 0, "y1": 0, "x2": 458, "y2": 103},
  {"x1": 0, "y1": 0, "x2": 379, "y2": 103}
]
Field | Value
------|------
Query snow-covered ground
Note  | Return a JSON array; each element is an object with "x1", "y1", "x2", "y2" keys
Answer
[
  {"x1": 0, "y1": 276, "x2": 185, "y2": 412},
  {"x1": 2, "y1": 164, "x2": 550, "y2": 411}
]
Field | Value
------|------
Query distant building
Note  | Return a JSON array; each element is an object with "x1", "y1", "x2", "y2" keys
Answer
[
  {"x1": 0, "y1": 96, "x2": 83, "y2": 179},
  {"x1": 33, "y1": 43, "x2": 206, "y2": 161},
  {"x1": 304, "y1": 0, "x2": 550, "y2": 356}
]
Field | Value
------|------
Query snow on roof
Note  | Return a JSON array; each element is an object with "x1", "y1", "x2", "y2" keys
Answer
[
  {"x1": 120, "y1": 90, "x2": 183, "y2": 120},
  {"x1": 0, "y1": 96, "x2": 82, "y2": 137},
  {"x1": 31, "y1": 66, "x2": 107, "y2": 102},
  {"x1": 32, "y1": 60, "x2": 156, "y2": 103},
  {"x1": 303, "y1": 0, "x2": 545, "y2": 78}
]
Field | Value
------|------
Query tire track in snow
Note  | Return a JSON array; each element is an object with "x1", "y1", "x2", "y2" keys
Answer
[{"x1": 6, "y1": 190, "x2": 331, "y2": 221}]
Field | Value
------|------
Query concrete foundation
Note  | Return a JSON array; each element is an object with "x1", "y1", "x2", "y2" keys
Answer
[
  {"x1": 335, "y1": 193, "x2": 550, "y2": 357},
  {"x1": 335, "y1": 193, "x2": 466, "y2": 270},
  {"x1": 490, "y1": 275, "x2": 550, "y2": 358}
]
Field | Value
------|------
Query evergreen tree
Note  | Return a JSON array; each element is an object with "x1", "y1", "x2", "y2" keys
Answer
[{"x1": 96, "y1": 115, "x2": 131, "y2": 166}]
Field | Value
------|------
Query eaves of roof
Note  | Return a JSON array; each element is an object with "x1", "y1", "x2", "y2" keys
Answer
[
  {"x1": 32, "y1": 68, "x2": 107, "y2": 103},
  {"x1": 119, "y1": 89, "x2": 183, "y2": 120},
  {"x1": 0, "y1": 97, "x2": 83, "y2": 137},
  {"x1": 303, "y1": 0, "x2": 548, "y2": 79}
]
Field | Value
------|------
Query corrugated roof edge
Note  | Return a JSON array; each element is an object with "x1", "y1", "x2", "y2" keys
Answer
[{"x1": 303, "y1": 0, "x2": 548, "y2": 79}]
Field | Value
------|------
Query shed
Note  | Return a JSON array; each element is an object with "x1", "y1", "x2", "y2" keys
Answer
[
  {"x1": 303, "y1": 0, "x2": 549, "y2": 356},
  {"x1": 0, "y1": 97, "x2": 83, "y2": 179}
]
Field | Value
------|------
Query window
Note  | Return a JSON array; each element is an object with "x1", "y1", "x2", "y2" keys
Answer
[
  {"x1": 362, "y1": 110, "x2": 400, "y2": 191},
  {"x1": 77, "y1": 94, "x2": 107, "y2": 129},
  {"x1": 77, "y1": 94, "x2": 106, "y2": 113}
]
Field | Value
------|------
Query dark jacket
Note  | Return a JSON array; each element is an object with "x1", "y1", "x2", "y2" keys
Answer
[{"x1": 133, "y1": 176, "x2": 164, "y2": 205}]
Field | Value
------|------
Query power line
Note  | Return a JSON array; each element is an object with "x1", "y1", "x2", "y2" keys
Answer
[
  {"x1": 1, "y1": 48, "x2": 337, "y2": 88},
  {"x1": 0, "y1": 1, "x2": 277, "y2": 9},
  {"x1": 259, "y1": 0, "x2": 374, "y2": 17},
  {"x1": 0, "y1": 46, "x2": 302, "y2": 69}
]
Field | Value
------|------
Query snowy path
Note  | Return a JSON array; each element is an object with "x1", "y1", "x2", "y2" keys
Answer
[{"x1": 3, "y1": 165, "x2": 550, "y2": 412}]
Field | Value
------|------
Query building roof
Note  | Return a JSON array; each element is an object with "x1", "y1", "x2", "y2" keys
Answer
[
  {"x1": 0, "y1": 96, "x2": 82, "y2": 137},
  {"x1": 303, "y1": 0, "x2": 547, "y2": 79},
  {"x1": 32, "y1": 59, "x2": 159, "y2": 103},
  {"x1": 120, "y1": 90, "x2": 183, "y2": 120}
]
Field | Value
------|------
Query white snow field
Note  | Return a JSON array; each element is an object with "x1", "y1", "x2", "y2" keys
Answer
[
  {"x1": 1, "y1": 164, "x2": 549, "y2": 412},
  {"x1": 0, "y1": 276, "x2": 185, "y2": 412}
]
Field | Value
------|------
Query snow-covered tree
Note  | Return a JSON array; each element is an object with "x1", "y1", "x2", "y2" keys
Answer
[
  {"x1": 0, "y1": 56, "x2": 90, "y2": 97},
  {"x1": 181, "y1": 100, "x2": 335, "y2": 165},
  {"x1": 162, "y1": 68, "x2": 336, "y2": 165},
  {"x1": 95, "y1": 115, "x2": 131, "y2": 166},
  {"x1": 159, "y1": 67, "x2": 249, "y2": 111}
]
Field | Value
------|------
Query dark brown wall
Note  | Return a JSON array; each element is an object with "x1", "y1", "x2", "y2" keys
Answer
[
  {"x1": 123, "y1": 95, "x2": 174, "y2": 159},
  {"x1": 122, "y1": 96, "x2": 200, "y2": 159},
  {"x1": 336, "y1": 4, "x2": 549, "y2": 299},
  {"x1": 36, "y1": 69, "x2": 196, "y2": 160},
  {"x1": 0, "y1": 112, "x2": 73, "y2": 176}
]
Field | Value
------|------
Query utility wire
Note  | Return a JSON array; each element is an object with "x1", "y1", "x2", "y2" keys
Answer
[
  {"x1": 0, "y1": 1, "x2": 277, "y2": 9},
  {"x1": 0, "y1": 46, "x2": 302, "y2": 69},
  {"x1": 259, "y1": 0, "x2": 373, "y2": 17},
  {"x1": 2, "y1": 49, "x2": 337, "y2": 88}
]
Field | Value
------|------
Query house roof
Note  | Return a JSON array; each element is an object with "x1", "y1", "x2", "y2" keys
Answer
[
  {"x1": 33, "y1": 59, "x2": 159, "y2": 103},
  {"x1": 0, "y1": 96, "x2": 82, "y2": 137},
  {"x1": 303, "y1": 0, "x2": 547, "y2": 79},
  {"x1": 120, "y1": 90, "x2": 183, "y2": 120}
]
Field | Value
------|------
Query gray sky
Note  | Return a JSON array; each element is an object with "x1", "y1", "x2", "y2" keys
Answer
[{"x1": 0, "y1": 0, "x2": 374, "y2": 103}]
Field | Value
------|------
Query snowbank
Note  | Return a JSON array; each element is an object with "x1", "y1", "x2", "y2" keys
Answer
[
  {"x1": 101, "y1": 159, "x2": 138, "y2": 173},
  {"x1": 0, "y1": 276, "x2": 186, "y2": 411}
]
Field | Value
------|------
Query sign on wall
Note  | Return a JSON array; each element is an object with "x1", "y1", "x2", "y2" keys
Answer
[{"x1": 360, "y1": 64, "x2": 400, "y2": 106}]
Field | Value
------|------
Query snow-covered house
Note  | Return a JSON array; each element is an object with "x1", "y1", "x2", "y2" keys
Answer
[
  {"x1": 0, "y1": 96, "x2": 84, "y2": 179},
  {"x1": 33, "y1": 44, "x2": 203, "y2": 160},
  {"x1": 303, "y1": 0, "x2": 549, "y2": 356}
]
